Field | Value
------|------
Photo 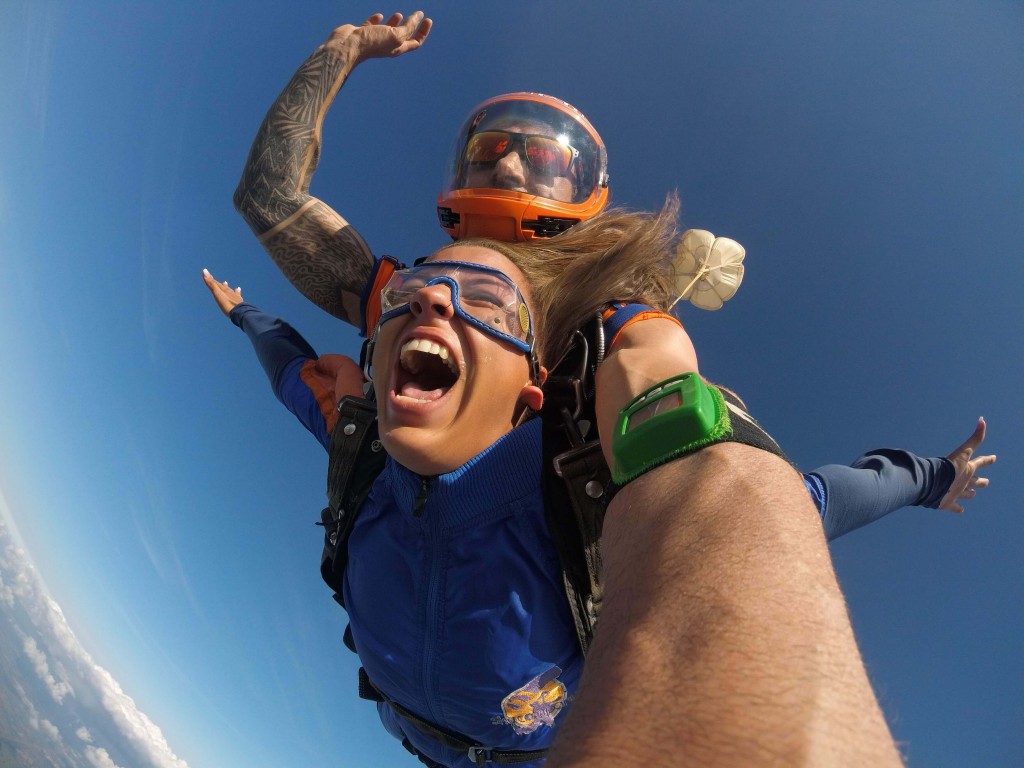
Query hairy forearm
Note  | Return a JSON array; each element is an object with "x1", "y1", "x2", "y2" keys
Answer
[
  {"x1": 546, "y1": 446, "x2": 901, "y2": 767},
  {"x1": 234, "y1": 43, "x2": 372, "y2": 322}
]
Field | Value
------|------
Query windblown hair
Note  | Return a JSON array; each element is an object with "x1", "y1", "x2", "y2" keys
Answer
[{"x1": 443, "y1": 193, "x2": 682, "y2": 368}]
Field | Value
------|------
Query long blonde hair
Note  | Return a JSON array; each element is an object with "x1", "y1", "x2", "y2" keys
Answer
[{"x1": 444, "y1": 193, "x2": 681, "y2": 368}]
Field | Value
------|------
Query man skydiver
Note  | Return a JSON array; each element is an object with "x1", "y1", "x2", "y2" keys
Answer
[{"x1": 233, "y1": 12, "x2": 611, "y2": 327}]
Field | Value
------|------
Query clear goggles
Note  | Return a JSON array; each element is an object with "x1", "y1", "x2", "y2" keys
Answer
[{"x1": 378, "y1": 260, "x2": 535, "y2": 355}]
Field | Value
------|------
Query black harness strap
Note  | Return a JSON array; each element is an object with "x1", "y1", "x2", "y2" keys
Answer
[
  {"x1": 546, "y1": 439, "x2": 612, "y2": 652},
  {"x1": 320, "y1": 396, "x2": 387, "y2": 604},
  {"x1": 359, "y1": 669, "x2": 548, "y2": 766},
  {"x1": 538, "y1": 321, "x2": 611, "y2": 652}
]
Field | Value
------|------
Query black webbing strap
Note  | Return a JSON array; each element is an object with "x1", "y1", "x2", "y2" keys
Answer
[
  {"x1": 538, "y1": 321, "x2": 610, "y2": 655},
  {"x1": 714, "y1": 384, "x2": 796, "y2": 468},
  {"x1": 548, "y1": 439, "x2": 612, "y2": 652},
  {"x1": 359, "y1": 669, "x2": 547, "y2": 766},
  {"x1": 319, "y1": 396, "x2": 387, "y2": 602}
]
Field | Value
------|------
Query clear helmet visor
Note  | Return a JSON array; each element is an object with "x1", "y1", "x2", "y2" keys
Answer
[{"x1": 442, "y1": 96, "x2": 608, "y2": 206}]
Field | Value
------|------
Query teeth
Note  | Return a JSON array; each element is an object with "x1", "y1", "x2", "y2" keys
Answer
[{"x1": 400, "y1": 339, "x2": 459, "y2": 374}]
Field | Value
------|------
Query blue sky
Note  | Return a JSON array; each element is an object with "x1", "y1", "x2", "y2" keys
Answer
[{"x1": 1, "y1": 1, "x2": 1021, "y2": 765}]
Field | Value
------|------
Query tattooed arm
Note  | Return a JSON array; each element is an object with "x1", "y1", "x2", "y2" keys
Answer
[{"x1": 234, "y1": 12, "x2": 432, "y2": 324}]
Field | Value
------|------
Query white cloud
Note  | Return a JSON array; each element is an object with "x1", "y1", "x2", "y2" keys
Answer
[
  {"x1": 0, "y1": 510, "x2": 190, "y2": 768},
  {"x1": 77, "y1": 726, "x2": 94, "y2": 742},
  {"x1": 85, "y1": 662, "x2": 190, "y2": 768},
  {"x1": 22, "y1": 634, "x2": 74, "y2": 704},
  {"x1": 85, "y1": 746, "x2": 125, "y2": 768},
  {"x1": 38, "y1": 717, "x2": 60, "y2": 741},
  {"x1": 19, "y1": 686, "x2": 60, "y2": 743},
  {"x1": 21, "y1": 686, "x2": 42, "y2": 730}
]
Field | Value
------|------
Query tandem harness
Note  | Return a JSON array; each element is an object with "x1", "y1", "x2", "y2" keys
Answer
[{"x1": 317, "y1": 320, "x2": 611, "y2": 766}]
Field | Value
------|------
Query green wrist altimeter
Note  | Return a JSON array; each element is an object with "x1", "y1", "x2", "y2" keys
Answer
[{"x1": 611, "y1": 373, "x2": 790, "y2": 486}]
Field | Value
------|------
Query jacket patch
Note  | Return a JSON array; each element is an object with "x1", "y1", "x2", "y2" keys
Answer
[{"x1": 494, "y1": 667, "x2": 568, "y2": 735}]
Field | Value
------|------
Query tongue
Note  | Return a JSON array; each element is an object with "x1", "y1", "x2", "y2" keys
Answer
[{"x1": 400, "y1": 382, "x2": 447, "y2": 401}]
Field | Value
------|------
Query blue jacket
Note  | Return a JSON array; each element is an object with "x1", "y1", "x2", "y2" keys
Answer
[{"x1": 347, "y1": 420, "x2": 579, "y2": 765}]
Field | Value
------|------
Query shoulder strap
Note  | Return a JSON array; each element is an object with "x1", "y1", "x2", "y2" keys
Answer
[
  {"x1": 542, "y1": 436, "x2": 611, "y2": 655},
  {"x1": 539, "y1": 317, "x2": 613, "y2": 655},
  {"x1": 320, "y1": 396, "x2": 387, "y2": 604}
]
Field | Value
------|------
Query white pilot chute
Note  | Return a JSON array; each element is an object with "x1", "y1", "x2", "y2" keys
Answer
[{"x1": 669, "y1": 229, "x2": 746, "y2": 311}]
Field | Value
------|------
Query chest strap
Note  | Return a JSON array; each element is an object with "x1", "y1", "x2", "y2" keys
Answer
[{"x1": 358, "y1": 669, "x2": 548, "y2": 766}]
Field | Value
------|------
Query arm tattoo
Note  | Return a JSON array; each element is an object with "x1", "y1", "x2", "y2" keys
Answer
[
  {"x1": 263, "y1": 203, "x2": 372, "y2": 324},
  {"x1": 234, "y1": 46, "x2": 374, "y2": 321}
]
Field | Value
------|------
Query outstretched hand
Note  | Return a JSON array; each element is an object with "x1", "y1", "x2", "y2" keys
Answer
[
  {"x1": 939, "y1": 417, "x2": 996, "y2": 513},
  {"x1": 203, "y1": 269, "x2": 244, "y2": 318},
  {"x1": 327, "y1": 11, "x2": 432, "y2": 64}
]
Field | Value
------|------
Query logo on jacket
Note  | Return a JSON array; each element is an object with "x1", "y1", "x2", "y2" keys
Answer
[{"x1": 494, "y1": 666, "x2": 568, "y2": 735}]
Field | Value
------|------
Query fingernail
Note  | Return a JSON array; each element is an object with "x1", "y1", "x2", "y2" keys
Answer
[{"x1": 203, "y1": 268, "x2": 210, "y2": 276}]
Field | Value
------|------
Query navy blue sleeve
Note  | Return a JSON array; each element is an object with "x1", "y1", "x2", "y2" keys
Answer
[
  {"x1": 230, "y1": 302, "x2": 317, "y2": 396},
  {"x1": 810, "y1": 449, "x2": 956, "y2": 541},
  {"x1": 229, "y1": 302, "x2": 331, "y2": 452}
]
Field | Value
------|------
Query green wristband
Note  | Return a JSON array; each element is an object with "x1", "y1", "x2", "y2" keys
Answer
[{"x1": 611, "y1": 373, "x2": 787, "y2": 486}]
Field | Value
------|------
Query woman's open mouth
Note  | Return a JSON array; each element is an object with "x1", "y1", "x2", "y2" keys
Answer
[{"x1": 393, "y1": 338, "x2": 461, "y2": 403}]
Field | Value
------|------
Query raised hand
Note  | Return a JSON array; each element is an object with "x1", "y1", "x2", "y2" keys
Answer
[
  {"x1": 203, "y1": 269, "x2": 244, "y2": 318},
  {"x1": 327, "y1": 11, "x2": 433, "y2": 64},
  {"x1": 939, "y1": 417, "x2": 997, "y2": 513}
]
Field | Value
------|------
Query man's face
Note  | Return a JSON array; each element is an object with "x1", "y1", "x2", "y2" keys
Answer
[
  {"x1": 371, "y1": 246, "x2": 543, "y2": 475},
  {"x1": 462, "y1": 122, "x2": 576, "y2": 204}
]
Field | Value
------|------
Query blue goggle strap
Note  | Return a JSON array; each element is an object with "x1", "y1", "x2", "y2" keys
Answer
[{"x1": 379, "y1": 275, "x2": 533, "y2": 354}]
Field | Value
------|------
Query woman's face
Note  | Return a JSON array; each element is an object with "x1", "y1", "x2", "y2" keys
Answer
[{"x1": 371, "y1": 245, "x2": 543, "y2": 475}]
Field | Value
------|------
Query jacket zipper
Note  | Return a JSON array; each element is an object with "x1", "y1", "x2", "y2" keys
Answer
[
  {"x1": 412, "y1": 476, "x2": 432, "y2": 517},
  {"x1": 416, "y1": 474, "x2": 444, "y2": 724}
]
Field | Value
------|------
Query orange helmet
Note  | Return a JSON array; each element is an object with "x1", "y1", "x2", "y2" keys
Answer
[{"x1": 437, "y1": 93, "x2": 609, "y2": 241}]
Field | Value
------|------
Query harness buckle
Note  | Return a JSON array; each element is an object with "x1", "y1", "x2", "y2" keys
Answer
[{"x1": 467, "y1": 746, "x2": 493, "y2": 765}]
